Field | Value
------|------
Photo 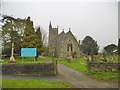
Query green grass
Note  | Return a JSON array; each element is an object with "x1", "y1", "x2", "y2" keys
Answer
[
  {"x1": 0, "y1": 78, "x2": 2, "y2": 85},
  {"x1": 58, "y1": 58, "x2": 87, "y2": 73},
  {"x1": 58, "y1": 58, "x2": 119, "y2": 80},
  {"x1": 106, "y1": 55, "x2": 118, "y2": 62},
  {"x1": 2, "y1": 78, "x2": 70, "y2": 88},
  {"x1": 88, "y1": 71, "x2": 119, "y2": 80},
  {"x1": 2, "y1": 57, "x2": 44, "y2": 64}
]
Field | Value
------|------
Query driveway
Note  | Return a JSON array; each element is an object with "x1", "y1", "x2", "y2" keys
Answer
[{"x1": 58, "y1": 64, "x2": 118, "y2": 88}]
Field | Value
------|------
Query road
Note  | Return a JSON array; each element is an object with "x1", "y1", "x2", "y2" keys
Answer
[{"x1": 2, "y1": 74, "x2": 60, "y2": 81}]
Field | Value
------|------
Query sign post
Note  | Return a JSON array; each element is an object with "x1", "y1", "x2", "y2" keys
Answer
[
  {"x1": 21, "y1": 48, "x2": 37, "y2": 63},
  {"x1": 22, "y1": 57, "x2": 24, "y2": 63}
]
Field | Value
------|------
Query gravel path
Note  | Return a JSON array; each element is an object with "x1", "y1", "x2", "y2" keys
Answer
[{"x1": 58, "y1": 64, "x2": 118, "y2": 88}]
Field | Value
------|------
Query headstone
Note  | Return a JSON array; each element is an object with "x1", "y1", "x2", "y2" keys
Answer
[{"x1": 88, "y1": 55, "x2": 92, "y2": 62}]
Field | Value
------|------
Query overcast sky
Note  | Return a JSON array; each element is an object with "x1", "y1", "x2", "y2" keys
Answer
[{"x1": 0, "y1": 1, "x2": 118, "y2": 51}]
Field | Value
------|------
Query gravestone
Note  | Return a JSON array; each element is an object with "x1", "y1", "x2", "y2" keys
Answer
[{"x1": 93, "y1": 55, "x2": 101, "y2": 62}]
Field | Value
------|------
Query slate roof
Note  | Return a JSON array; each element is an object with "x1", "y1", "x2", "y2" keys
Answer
[
  {"x1": 51, "y1": 30, "x2": 78, "y2": 46},
  {"x1": 51, "y1": 31, "x2": 65, "y2": 45}
]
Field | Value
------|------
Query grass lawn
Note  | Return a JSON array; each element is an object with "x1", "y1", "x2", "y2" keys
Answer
[
  {"x1": 2, "y1": 78, "x2": 70, "y2": 88},
  {"x1": 0, "y1": 78, "x2": 2, "y2": 86},
  {"x1": 58, "y1": 58, "x2": 87, "y2": 73},
  {"x1": 58, "y1": 58, "x2": 119, "y2": 80},
  {"x1": 88, "y1": 71, "x2": 119, "y2": 80},
  {"x1": 2, "y1": 57, "x2": 44, "y2": 64}
]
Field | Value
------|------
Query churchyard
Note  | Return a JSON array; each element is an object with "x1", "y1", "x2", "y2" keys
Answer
[
  {"x1": 1, "y1": 54, "x2": 119, "y2": 88},
  {"x1": 1, "y1": 13, "x2": 119, "y2": 88},
  {"x1": 58, "y1": 55, "x2": 119, "y2": 80},
  {"x1": 1, "y1": 43, "x2": 119, "y2": 88},
  {"x1": 2, "y1": 55, "x2": 119, "y2": 79}
]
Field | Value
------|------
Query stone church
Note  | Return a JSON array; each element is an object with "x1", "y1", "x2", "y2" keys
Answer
[{"x1": 48, "y1": 22, "x2": 80, "y2": 59}]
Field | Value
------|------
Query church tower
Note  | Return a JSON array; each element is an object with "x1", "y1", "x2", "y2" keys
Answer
[
  {"x1": 48, "y1": 21, "x2": 58, "y2": 46},
  {"x1": 48, "y1": 21, "x2": 58, "y2": 56}
]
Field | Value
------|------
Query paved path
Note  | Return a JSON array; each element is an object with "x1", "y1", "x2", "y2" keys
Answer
[
  {"x1": 58, "y1": 64, "x2": 118, "y2": 88},
  {"x1": 2, "y1": 75, "x2": 60, "y2": 81}
]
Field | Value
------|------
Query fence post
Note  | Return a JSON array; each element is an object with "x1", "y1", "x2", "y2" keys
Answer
[
  {"x1": 53, "y1": 59, "x2": 58, "y2": 75},
  {"x1": 86, "y1": 58, "x2": 90, "y2": 73},
  {"x1": 55, "y1": 60, "x2": 58, "y2": 74}
]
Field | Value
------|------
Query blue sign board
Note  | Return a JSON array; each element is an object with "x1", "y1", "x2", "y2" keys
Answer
[{"x1": 21, "y1": 48, "x2": 37, "y2": 57}]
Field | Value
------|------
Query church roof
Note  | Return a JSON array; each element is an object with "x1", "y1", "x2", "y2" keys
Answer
[
  {"x1": 51, "y1": 30, "x2": 78, "y2": 46},
  {"x1": 51, "y1": 31, "x2": 65, "y2": 45}
]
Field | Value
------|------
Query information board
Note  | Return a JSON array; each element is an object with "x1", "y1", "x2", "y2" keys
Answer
[{"x1": 21, "y1": 48, "x2": 37, "y2": 57}]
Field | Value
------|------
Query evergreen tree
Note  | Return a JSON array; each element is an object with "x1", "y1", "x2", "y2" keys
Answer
[
  {"x1": 22, "y1": 17, "x2": 36, "y2": 48},
  {"x1": 81, "y1": 36, "x2": 99, "y2": 55},
  {"x1": 35, "y1": 26, "x2": 43, "y2": 56}
]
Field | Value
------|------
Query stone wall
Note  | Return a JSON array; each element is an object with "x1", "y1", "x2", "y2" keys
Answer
[
  {"x1": 2, "y1": 62, "x2": 57, "y2": 75},
  {"x1": 87, "y1": 62, "x2": 120, "y2": 72}
]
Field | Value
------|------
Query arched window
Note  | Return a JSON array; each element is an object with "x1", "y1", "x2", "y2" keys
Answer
[{"x1": 67, "y1": 44, "x2": 72, "y2": 51}]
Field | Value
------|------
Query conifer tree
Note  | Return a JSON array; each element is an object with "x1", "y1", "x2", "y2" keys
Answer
[
  {"x1": 35, "y1": 27, "x2": 43, "y2": 56},
  {"x1": 81, "y1": 36, "x2": 99, "y2": 55},
  {"x1": 22, "y1": 17, "x2": 36, "y2": 48}
]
